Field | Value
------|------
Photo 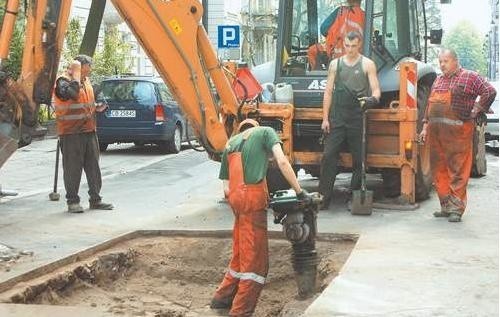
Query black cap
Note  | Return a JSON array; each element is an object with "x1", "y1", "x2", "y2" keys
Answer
[{"x1": 74, "y1": 54, "x2": 93, "y2": 66}]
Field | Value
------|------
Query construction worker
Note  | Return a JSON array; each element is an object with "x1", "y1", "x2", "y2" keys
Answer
[
  {"x1": 319, "y1": 31, "x2": 380, "y2": 210},
  {"x1": 322, "y1": 0, "x2": 364, "y2": 59},
  {"x1": 53, "y1": 55, "x2": 113, "y2": 213},
  {"x1": 211, "y1": 119, "x2": 309, "y2": 316},
  {"x1": 307, "y1": 0, "x2": 365, "y2": 70},
  {"x1": 419, "y1": 49, "x2": 496, "y2": 222}
]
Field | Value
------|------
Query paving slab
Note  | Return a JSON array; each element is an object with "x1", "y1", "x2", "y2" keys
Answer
[{"x1": 302, "y1": 158, "x2": 499, "y2": 316}]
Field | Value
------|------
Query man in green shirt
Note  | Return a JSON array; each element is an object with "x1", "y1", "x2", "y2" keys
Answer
[{"x1": 211, "y1": 119, "x2": 307, "y2": 316}]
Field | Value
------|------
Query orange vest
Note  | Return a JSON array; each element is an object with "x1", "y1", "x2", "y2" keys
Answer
[
  {"x1": 53, "y1": 74, "x2": 96, "y2": 136},
  {"x1": 325, "y1": 6, "x2": 365, "y2": 59}
]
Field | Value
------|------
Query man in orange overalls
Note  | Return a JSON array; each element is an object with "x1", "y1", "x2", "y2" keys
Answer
[
  {"x1": 419, "y1": 49, "x2": 496, "y2": 222},
  {"x1": 211, "y1": 119, "x2": 308, "y2": 316},
  {"x1": 307, "y1": 0, "x2": 365, "y2": 70}
]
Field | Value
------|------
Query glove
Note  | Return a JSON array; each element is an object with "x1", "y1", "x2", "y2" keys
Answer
[
  {"x1": 360, "y1": 96, "x2": 379, "y2": 111},
  {"x1": 296, "y1": 189, "x2": 313, "y2": 205}
]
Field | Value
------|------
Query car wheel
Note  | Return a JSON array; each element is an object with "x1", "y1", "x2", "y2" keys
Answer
[
  {"x1": 169, "y1": 125, "x2": 182, "y2": 153},
  {"x1": 158, "y1": 125, "x2": 182, "y2": 154},
  {"x1": 99, "y1": 142, "x2": 108, "y2": 152}
]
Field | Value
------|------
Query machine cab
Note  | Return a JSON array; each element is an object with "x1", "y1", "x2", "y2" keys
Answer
[{"x1": 275, "y1": 0, "x2": 427, "y2": 107}]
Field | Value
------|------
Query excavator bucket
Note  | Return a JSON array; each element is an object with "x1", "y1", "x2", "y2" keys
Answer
[
  {"x1": 0, "y1": 133, "x2": 17, "y2": 169},
  {"x1": 0, "y1": 73, "x2": 37, "y2": 168}
]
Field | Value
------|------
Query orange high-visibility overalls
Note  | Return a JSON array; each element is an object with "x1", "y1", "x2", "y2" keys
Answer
[
  {"x1": 212, "y1": 139, "x2": 269, "y2": 317},
  {"x1": 427, "y1": 91, "x2": 474, "y2": 213},
  {"x1": 325, "y1": 6, "x2": 364, "y2": 59},
  {"x1": 53, "y1": 75, "x2": 96, "y2": 136}
]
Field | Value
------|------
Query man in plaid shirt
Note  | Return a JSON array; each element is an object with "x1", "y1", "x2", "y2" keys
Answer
[{"x1": 419, "y1": 48, "x2": 496, "y2": 222}]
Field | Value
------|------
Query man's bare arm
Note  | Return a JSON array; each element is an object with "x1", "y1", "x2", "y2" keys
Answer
[
  {"x1": 323, "y1": 60, "x2": 337, "y2": 121},
  {"x1": 365, "y1": 58, "x2": 381, "y2": 100}
]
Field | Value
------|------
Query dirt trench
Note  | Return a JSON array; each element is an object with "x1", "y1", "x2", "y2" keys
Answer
[{"x1": 2, "y1": 235, "x2": 356, "y2": 316}]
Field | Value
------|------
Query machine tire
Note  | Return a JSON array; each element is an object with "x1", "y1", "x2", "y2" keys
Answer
[
  {"x1": 306, "y1": 165, "x2": 320, "y2": 178},
  {"x1": 415, "y1": 83, "x2": 433, "y2": 201},
  {"x1": 266, "y1": 166, "x2": 290, "y2": 194},
  {"x1": 471, "y1": 122, "x2": 487, "y2": 177},
  {"x1": 380, "y1": 83, "x2": 433, "y2": 201},
  {"x1": 99, "y1": 142, "x2": 108, "y2": 152},
  {"x1": 381, "y1": 168, "x2": 400, "y2": 198}
]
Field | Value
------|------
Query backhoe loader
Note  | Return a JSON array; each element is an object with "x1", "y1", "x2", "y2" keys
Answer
[{"x1": 1, "y1": 0, "x2": 483, "y2": 206}]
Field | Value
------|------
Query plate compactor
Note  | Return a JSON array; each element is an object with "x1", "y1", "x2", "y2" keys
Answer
[{"x1": 269, "y1": 189, "x2": 322, "y2": 299}]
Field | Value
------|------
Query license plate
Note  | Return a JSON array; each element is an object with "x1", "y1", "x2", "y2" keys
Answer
[{"x1": 109, "y1": 110, "x2": 136, "y2": 118}]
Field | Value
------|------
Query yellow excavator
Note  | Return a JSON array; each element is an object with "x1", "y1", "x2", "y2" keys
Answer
[{"x1": 1, "y1": 0, "x2": 478, "y2": 206}]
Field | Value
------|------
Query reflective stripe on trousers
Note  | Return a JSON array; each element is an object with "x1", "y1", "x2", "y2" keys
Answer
[{"x1": 212, "y1": 151, "x2": 269, "y2": 317}]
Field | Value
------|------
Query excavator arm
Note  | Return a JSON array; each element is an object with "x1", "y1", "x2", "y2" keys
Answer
[
  {"x1": 0, "y1": 0, "x2": 294, "y2": 171},
  {"x1": 0, "y1": 0, "x2": 71, "y2": 168},
  {"x1": 110, "y1": 0, "x2": 240, "y2": 155}
]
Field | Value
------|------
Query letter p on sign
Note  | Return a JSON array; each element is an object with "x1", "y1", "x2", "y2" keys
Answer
[{"x1": 218, "y1": 25, "x2": 240, "y2": 48}]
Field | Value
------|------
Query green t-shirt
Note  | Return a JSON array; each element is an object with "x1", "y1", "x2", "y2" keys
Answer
[{"x1": 219, "y1": 126, "x2": 281, "y2": 184}]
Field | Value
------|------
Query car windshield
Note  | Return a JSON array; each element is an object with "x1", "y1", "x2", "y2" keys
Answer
[{"x1": 98, "y1": 80, "x2": 155, "y2": 105}]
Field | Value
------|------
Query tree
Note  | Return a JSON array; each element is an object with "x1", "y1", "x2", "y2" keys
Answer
[
  {"x1": 0, "y1": 0, "x2": 26, "y2": 79},
  {"x1": 91, "y1": 25, "x2": 132, "y2": 82},
  {"x1": 443, "y1": 21, "x2": 487, "y2": 76},
  {"x1": 62, "y1": 18, "x2": 83, "y2": 66}
]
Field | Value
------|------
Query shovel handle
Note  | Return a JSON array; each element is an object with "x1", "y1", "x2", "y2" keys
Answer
[
  {"x1": 361, "y1": 110, "x2": 367, "y2": 192},
  {"x1": 52, "y1": 140, "x2": 60, "y2": 193}
]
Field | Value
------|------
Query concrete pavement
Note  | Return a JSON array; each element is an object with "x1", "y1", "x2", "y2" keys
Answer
[{"x1": 0, "y1": 138, "x2": 498, "y2": 316}]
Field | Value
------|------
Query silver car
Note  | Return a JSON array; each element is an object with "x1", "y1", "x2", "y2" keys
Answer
[{"x1": 485, "y1": 82, "x2": 499, "y2": 149}]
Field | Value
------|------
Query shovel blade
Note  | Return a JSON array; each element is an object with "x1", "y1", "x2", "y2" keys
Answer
[{"x1": 351, "y1": 189, "x2": 373, "y2": 215}]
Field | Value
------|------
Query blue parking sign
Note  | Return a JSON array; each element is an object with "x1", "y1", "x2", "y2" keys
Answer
[{"x1": 218, "y1": 25, "x2": 240, "y2": 48}]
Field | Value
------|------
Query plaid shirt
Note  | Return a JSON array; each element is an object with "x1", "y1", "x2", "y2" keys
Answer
[{"x1": 425, "y1": 68, "x2": 497, "y2": 121}]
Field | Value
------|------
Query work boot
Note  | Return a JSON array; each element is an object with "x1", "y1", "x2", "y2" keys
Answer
[
  {"x1": 210, "y1": 298, "x2": 232, "y2": 309},
  {"x1": 89, "y1": 201, "x2": 114, "y2": 210},
  {"x1": 433, "y1": 210, "x2": 450, "y2": 218},
  {"x1": 67, "y1": 203, "x2": 84, "y2": 213},
  {"x1": 448, "y1": 212, "x2": 462, "y2": 222}
]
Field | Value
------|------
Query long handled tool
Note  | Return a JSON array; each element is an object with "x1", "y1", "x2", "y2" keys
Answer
[
  {"x1": 351, "y1": 102, "x2": 373, "y2": 215},
  {"x1": 48, "y1": 139, "x2": 61, "y2": 201}
]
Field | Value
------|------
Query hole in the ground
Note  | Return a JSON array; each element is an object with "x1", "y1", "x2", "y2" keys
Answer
[{"x1": 0, "y1": 234, "x2": 357, "y2": 316}]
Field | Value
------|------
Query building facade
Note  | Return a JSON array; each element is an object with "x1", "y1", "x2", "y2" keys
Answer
[
  {"x1": 240, "y1": 0, "x2": 278, "y2": 66},
  {"x1": 70, "y1": 0, "x2": 243, "y2": 76},
  {"x1": 488, "y1": 0, "x2": 499, "y2": 81}
]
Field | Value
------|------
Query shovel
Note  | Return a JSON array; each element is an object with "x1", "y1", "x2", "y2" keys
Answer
[{"x1": 351, "y1": 101, "x2": 373, "y2": 215}]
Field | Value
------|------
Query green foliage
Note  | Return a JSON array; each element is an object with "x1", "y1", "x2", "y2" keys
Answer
[
  {"x1": 62, "y1": 18, "x2": 83, "y2": 65},
  {"x1": 2, "y1": 26, "x2": 24, "y2": 79},
  {"x1": 0, "y1": 1, "x2": 26, "y2": 79},
  {"x1": 443, "y1": 21, "x2": 487, "y2": 76},
  {"x1": 91, "y1": 25, "x2": 132, "y2": 82},
  {"x1": 38, "y1": 104, "x2": 54, "y2": 123}
]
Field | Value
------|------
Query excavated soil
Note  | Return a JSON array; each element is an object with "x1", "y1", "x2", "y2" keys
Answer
[{"x1": 1, "y1": 235, "x2": 356, "y2": 316}]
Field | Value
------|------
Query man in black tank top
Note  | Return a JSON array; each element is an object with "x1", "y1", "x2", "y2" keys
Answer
[{"x1": 319, "y1": 31, "x2": 381, "y2": 210}]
